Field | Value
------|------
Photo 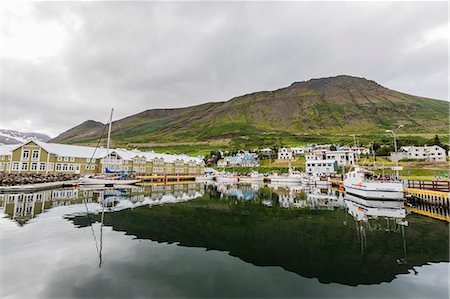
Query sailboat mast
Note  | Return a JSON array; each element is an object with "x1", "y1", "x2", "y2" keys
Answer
[{"x1": 106, "y1": 108, "x2": 114, "y2": 172}]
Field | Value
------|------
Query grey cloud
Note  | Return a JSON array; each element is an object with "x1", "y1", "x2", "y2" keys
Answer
[{"x1": 1, "y1": 1, "x2": 448, "y2": 136}]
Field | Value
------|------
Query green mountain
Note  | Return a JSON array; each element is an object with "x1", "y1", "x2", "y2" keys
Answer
[{"x1": 52, "y1": 75, "x2": 449, "y2": 145}]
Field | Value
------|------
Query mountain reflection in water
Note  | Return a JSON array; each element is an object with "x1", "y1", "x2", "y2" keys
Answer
[{"x1": 62, "y1": 183, "x2": 449, "y2": 287}]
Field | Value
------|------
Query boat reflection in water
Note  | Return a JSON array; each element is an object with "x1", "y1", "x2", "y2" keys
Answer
[
  {"x1": 344, "y1": 193, "x2": 409, "y2": 259},
  {"x1": 64, "y1": 182, "x2": 449, "y2": 287},
  {"x1": 1, "y1": 182, "x2": 448, "y2": 298},
  {"x1": 0, "y1": 183, "x2": 205, "y2": 225}
]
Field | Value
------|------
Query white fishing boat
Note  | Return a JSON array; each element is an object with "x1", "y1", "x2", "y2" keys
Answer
[
  {"x1": 215, "y1": 173, "x2": 238, "y2": 183},
  {"x1": 239, "y1": 171, "x2": 265, "y2": 183},
  {"x1": 195, "y1": 175, "x2": 214, "y2": 182},
  {"x1": 78, "y1": 175, "x2": 141, "y2": 186},
  {"x1": 343, "y1": 166, "x2": 404, "y2": 201},
  {"x1": 269, "y1": 170, "x2": 306, "y2": 183},
  {"x1": 305, "y1": 174, "x2": 331, "y2": 187},
  {"x1": 268, "y1": 160, "x2": 306, "y2": 183},
  {"x1": 78, "y1": 109, "x2": 141, "y2": 187}
]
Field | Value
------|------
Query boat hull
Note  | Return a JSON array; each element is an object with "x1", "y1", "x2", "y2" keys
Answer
[
  {"x1": 215, "y1": 177, "x2": 238, "y2": 183},
  {"x1": 78, "y1": 178, "x2": 141, "y2": 186},
  {"x1": 239, "y1": 177, "x2": 264, "y2": 183},
  {"x1": 344, "y1": 184, "x2": 404, "y2": 201},
  {"x1": 269, "y1": 176, "x2": 301, "y2": 183}
]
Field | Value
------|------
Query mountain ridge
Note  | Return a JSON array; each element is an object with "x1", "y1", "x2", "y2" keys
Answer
[
  {"x1": 0, "y1": 129, "x2": 51, "y2": 145},
  {"x1": 51, "y1": 75, "x2": 449, "y2": 145}
]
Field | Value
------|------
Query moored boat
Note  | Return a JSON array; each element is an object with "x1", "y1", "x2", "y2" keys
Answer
[
  {"x1": 343, "y1": 166, "x2": 404, "y2": 201},
  {"x1": 78, "y1": 175, "x2": 141, "y2": 186},
  {"x1": 239, "y1": 171, "x2": 265, "y2": 183},
  {"x1": 215, "y1": 173, "x2": 239, "y2": 183},
  {"x1": 195, "y1": 175, "x2": 214, "y2": 182}
]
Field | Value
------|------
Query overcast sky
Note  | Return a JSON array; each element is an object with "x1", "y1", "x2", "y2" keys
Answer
[{"x1": 0, "y1": 1, "x2": 448, "y2": 137}]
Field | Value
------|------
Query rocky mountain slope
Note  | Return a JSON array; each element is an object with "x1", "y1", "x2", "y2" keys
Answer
[
  {"x1": 51, "y1": 75, "x2": 449, "y2": 144},
  {"x1": 0, "y1": 129, "x2": 51, "y2": 145}
]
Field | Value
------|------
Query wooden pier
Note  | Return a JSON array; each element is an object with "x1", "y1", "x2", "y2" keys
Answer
[
  {"x1": 0, "y1": 180, "x2": 78, "y2": 193},
  {"x1": 407, "y1": 180, "x2": 449, "y2": 192},
  {"x1": 329, "y1": 179, "x2": 343, "y2": 186},
  {"x1": 404, "y1": 188, "x2": 449, "y2": 206}
]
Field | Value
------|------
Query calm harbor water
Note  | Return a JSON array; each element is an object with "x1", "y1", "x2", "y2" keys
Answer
[{"x1": 0, "y1": 182, "x2": 448, "y2": 298}]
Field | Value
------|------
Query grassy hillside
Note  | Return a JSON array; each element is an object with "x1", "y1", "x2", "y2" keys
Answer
[{"x1": 52, "y1": 75, "x2": 449, "y2": 146}]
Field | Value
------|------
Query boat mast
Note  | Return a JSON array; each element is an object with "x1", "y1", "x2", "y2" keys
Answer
[{"x1": 106, "y1": 108, "x2": 114, "y2": 172}]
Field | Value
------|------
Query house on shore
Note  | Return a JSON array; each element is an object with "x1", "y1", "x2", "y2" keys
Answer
[
  {"x1": 305, "y1": 159, "x2": 338, "y2": 176},
  {"x1": 0, "y1": 140, "x2": 205, "y2": 176},
  {"x1": 390, "y1": 145, "x2": 446, "y2": 162}
]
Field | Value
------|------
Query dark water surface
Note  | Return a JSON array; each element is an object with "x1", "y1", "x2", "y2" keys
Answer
[{"x1": 0, "y1": 183, "x2": 448, "y2": 298}]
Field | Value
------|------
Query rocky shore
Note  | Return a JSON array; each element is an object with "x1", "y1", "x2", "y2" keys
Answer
[{"x1": 0, "y1": 173, "x2": 79, "y2": 186}]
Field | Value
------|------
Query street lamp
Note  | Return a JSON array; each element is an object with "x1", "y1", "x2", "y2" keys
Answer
[{"x1": 386, "y1": 125, "x2": 404, "y2": 180}]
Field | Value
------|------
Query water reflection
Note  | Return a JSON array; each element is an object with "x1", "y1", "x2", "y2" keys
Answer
[
  {"x1": 0, "y1": 183, "x2": 205, "y2": 225},
  {"x1": 1, "y1": 182, "x2": 448, "y2": 296},
  {"x1": 63, "y1": 183, "x2": 449, "y2": 286}
]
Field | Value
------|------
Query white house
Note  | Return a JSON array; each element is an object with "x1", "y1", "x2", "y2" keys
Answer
[
  {"x1": 305, "y1": 159, "x2": 338, "y2": 176},
  {"x1": 278, "y1": 147, "x2": 293, "y2": 160},
  {"x1": 325, "y1": 150, "x2": 356, "y2": 166},
  {"x1": 291, "y1": 147, "x2": 307, "y2": 156},
  {"x1": 390, "y1": 145, "x2": 446, "y2": 162}
]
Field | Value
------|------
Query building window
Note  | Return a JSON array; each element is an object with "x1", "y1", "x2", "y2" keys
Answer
[
  {"x1": 68, "y1": 164, "x2": 74, "y2": 171},
  {"x1": 70, "y1": 157, "x2": 75, "y2": 162},
  {"x1": 32, "y1": 150, "x2": 39, "y2": 160},
  {"x1": 12, "y1": 162, "x2": 19, "y2": 171},
  {"x1": 57, "y1": 156, "x2": 62, "y2": 161},
  {"x1": 90, "y1": 165, "x2": 95, "y2": 170},
  {"x1": 64, "y1": 157, "x2": 69, "y2": 162},
  {"x1": 86, "y1": 158, "x2": 91, "y2": 162},
  {"x1": 22, "y1": 150, "x2": 30, "y2": 160},
  {"x1": 39, "y1": 163, "x2": 46, "y2": 171},
  {"x1": 62, "y1": 164, "x2": 68, "y2": 171},
  {"x1": 21, "y1": 162, "x2": 28, "y2": 171},
  {"x1": 56, "y1": 164, "x2": 62, "y2": 171},
  {"x1": 91, "y1": 159, "x2": 96, "y2": 163},
  {"x1": 31, "y1": 162, "x2": 38, "y2": 171}
]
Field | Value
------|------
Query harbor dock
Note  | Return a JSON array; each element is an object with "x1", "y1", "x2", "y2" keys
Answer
[{"x1": 0, "y1": 180, "x2": 78, "y2": 193}]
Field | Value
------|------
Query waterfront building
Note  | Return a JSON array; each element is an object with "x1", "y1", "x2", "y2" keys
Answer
[
  {"x1": 305, "y1": 159, "x2": 338, "y2": 176},
  {"x1": 325, "y1": 150, "x2": 356, "y2": 166},
  {"x1": 0, "y1": 144, "x2": 15, "y2": 172},
  {"x1": 390, "y1": 145, "x2": 447, "y2": 162},
  {"x1": 0, "y1": 140, "x2": 204, "y2": 176},
  {"x1": 338, "y1": 146, "x2": 370, "y2": 156},
  {"x1": 291, "y1": 147, "x2": 307, "y2": 156},
  {"x1": 278, "y1": 147, "x2": 293, "y2": 160}
]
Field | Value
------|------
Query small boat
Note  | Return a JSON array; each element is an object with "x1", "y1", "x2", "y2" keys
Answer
[
  {"x1": 239, "y1": 171, "x2": 265, "y2": 183},
  {"x1": 269, "y1": 170, "x2": 305, "y2": 183},
  {"x1": 215, "y1": 173, "x2": 238, "y2": 183},
  {"x1": 195, "y1": 175, "x2": 214, "y2": 182},
  {"x1": 343, "y1": 166, "x2": 404, "y2": 201},
  {"x1": 309, "y1": 175, "x2": 331, "y2": 188},
  {"x1": 78, "y1": 175, "x2": 141, "y2": 187}
]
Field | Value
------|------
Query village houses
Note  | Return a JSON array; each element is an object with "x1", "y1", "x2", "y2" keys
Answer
[
  {"x1": 0, "y1": 140, "x2": 205, "y2": 176},
  {"x1": 390, "y1": 145, "x2": 447, "y2": 162}
]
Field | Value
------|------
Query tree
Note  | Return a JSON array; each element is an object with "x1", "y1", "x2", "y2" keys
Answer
[{"x1": 431, "y1": 135, "x2": 441, "y2": 146}]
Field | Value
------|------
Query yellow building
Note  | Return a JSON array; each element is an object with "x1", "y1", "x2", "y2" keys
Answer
[{"x1": 0, "y1": 140, "x2": 204, "y2": 176}]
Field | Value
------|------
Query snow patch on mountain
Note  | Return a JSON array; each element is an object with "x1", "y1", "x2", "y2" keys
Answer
[{"x1": 0, "y1": 129, "x2": 51, "y2": 145}]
